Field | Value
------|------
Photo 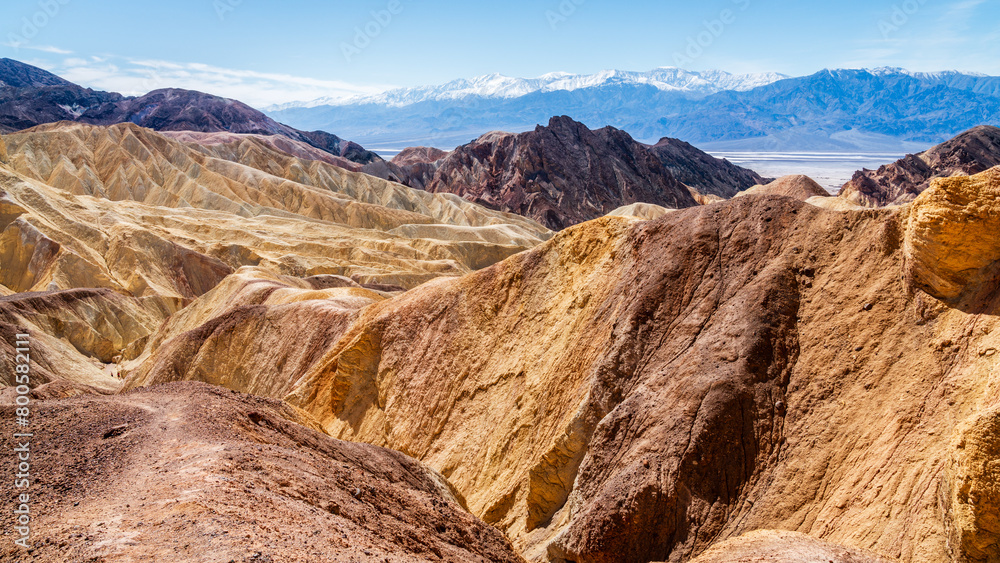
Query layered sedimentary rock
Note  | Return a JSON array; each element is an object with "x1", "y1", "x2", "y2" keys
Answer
[
  {"x1": 0, "y1": 382, "x2": 525, "y2": 562},
  {"x1": 121, "y1": 268, "x2": 385, "y2": 399},
  {"x1": 161, "y1": 130, "x2": 365, "y2": 171},
  {"x1": 123, "y1": 167, "x2": 1000, "y2": 562},
  {"x1": 0, "y1": 122, "x2": 551, "y2": 297},
  {"x1": 840, "y1": 125, "x2": 1000, "y2": 206},
  {"x1": 645, "y1": 137, "x2": 768, "y2": 198},
  {"x1": 419, "y1": 116, "x2": 698, "y2": 230},
  {"x1": 0, "y1": 121, "x2": 552, "y2": 396},
  {"x1": 607, "y1": 202, "x2": 675, "y2": 221}
]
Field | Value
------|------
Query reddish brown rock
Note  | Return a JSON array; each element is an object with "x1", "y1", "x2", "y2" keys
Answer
[
  {"x1": 840, "y1": 125, "x2": 1000, "y2": 206},
  {"x1": 0, "y1": 381, "x2": 525, "y2": 562},
  {"x1": 420, "y1": 116, "x2": 698, "y2": 229}
]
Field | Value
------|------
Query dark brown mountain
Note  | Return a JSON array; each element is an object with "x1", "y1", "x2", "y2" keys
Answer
[
  {"x1": 0, "y1": 58, "x2": 379, "y2": 164},
  {"x1": 840, "y1": 125, "x2": 1000, "y2": 206},
  {"x1": 645, "y1": 137, "x2": 769, "y2": 198},
  {"x1": 0, "y1": 59, "x2": 123, "y2": 133},
  {"x1": 412, "y1": 116, "x2": 700, "y2": 230},
  {"x1": 0, "y1": 57, "x2": 76, "y2": 88}
]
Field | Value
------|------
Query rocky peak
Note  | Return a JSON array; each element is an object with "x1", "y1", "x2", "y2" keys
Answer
[{"x1": 422, "y1": 115, "x2": 698, "y2": 230}]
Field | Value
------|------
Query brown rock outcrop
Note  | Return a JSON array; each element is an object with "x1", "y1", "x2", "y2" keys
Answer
[
  {"x1": 0, "y1": 382, "x2": 525, "y2": 562},
  {"x1": 420, "y1": 116, "x2": 698, "y2": 230},
  {"x1": 840, "y1": 125, "x2": 1000, "y2": 206},
  {"x1": 736, "y1": 174, "x2": 830, "y2": 201}
]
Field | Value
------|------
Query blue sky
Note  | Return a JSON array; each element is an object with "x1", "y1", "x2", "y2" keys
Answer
[{"x1": 1, "y1": 0, "x2": 997, "y2": 107}]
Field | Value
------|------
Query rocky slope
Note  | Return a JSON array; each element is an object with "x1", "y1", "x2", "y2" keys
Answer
[
  {"x1": 0, "y1": 288, "x2": 167, "y2": 391},
  {"x1": 840, "y1": 125, "x2": 1000, "y2": 206},
  {"x1": 112, "y1": 166, "x2": 1000, "y2": 562},
  {"x1": 415, "y1": 116, "x2": 699, "y2": 230},
  {"x1": 0, "y1": 381, "x2": 525, "y2": 562},
  {"x1": 161, "y1": 130, "x2": 365, "y2": 171},
  {"x1": 645, "y1": 137, "x2": 768, "y2": 198},
  {"x1": 0, "y1": 58, "x2": 378, "y2": 164}
]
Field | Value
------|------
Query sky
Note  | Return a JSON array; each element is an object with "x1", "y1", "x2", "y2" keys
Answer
[{"x1": 1, "y1": 0, "x2": 998, "y2": 108}]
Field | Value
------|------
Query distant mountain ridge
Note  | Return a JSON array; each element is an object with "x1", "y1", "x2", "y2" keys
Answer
[
  {"x1": 267, "y1": 67, "x2": 1000, "y2": 152},
  {"x1": 266, "y1": 67, "x2": 788, "y2": 111},
  {"x1": 0, "y1": 58, "x2": 380, "y2": 164}
]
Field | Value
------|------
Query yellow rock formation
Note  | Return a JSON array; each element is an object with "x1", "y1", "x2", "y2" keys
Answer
[{"x1": 903, "y1": 167, "x2": 1000, "y2": 300}]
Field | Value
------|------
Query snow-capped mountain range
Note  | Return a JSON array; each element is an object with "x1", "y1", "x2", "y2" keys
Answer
[
  {"x1": 265, "y1": 67, "x2": 1000, "y2": 153},
  {"x1": 265, "y1": 68, "x2": 789, "y2": 110}
]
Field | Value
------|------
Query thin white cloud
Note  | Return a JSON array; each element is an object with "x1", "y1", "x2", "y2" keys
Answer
[
  {"x1": 948, "y1": 0, "x2": 987, "y2": 15},
  {"x1": 36, "y1": 55, "x2": 395, "y2": 109},
  {"x1": 1, "y1": 43, "x2": 72, "y2": 55}
]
